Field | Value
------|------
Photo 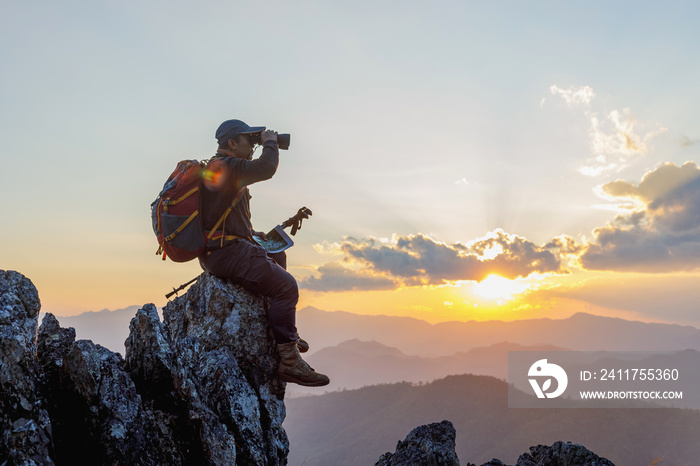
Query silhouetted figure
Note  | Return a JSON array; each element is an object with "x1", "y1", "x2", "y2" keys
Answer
[{"x1": 198, "y1": 119, "x2": 329, "y2": 387}]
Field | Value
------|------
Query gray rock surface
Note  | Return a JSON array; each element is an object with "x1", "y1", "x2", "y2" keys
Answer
[
  {"x1": 376, "y1": 420, "x2": 460, "y2": 466},
  {"x1": 376, "y1": 422, "x2": 616, "y2": 466},
  {"x1": 0, "y1": 270, "x2": 53, "y2": 465},
  {"x1": 126, "y1": 272, "x2": 288, "y2": 465},
  {"x1": 2, "y1": 270, "x2": 288, "y2": 465},
  {"x1": 514, "y1": 441, "x2": 616, "y2": 466}
]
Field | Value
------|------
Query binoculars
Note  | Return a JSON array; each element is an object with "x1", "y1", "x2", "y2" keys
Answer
[{"x1": 250, "y1": 132, "x2": 290, "y2": 150}]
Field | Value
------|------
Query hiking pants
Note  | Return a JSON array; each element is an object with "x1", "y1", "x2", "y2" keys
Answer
[{"x1": 199, "y1": 239, "x2": 298, "y2": 343}]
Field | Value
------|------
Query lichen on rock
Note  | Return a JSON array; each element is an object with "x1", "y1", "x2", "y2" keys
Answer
[
  {"x1": 2, "y1": 269, "x2": 289, "y2": 465},
  {"x1": 126, "y1": 272, "x2": 289, "y2": 465},
  {"x1": 0, "y1": 270, "x2": 53, "y2": 465},
  {"x1": 377, "y1": 422, "x2": 617, "y2": 466},
  {"x1": 376, "y1": 420, "x2": 460, "y2": 466},
  {"x1": 514, "y1": 441, "x2": 616, "y2": 466}
]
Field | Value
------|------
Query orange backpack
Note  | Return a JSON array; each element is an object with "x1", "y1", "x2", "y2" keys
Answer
[{"x1": 151, "y1": 159, "x2": 243, "y2": 262}]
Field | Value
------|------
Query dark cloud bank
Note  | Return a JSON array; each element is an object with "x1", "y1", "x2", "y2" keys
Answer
[
  {"x1": 301, "y1": 231, "x2": 566, "y2": 292},
  {"x1": 301, "y1": 162, "x2": 700, "y2": 292},
  {"x1": 580, "y1": 162, "x2": 700, "y2": 271}
]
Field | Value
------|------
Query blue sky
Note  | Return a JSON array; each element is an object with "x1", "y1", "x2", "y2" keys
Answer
[{"x1": 2, "y1": 1, "x2": 700, "y2": 325}]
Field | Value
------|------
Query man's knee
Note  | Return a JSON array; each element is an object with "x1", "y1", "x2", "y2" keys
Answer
[
  {"x1": 269, "y1": 251, "x2": 287, "y2": 270},
  {"x1": 279, "y1": 271, "x2": 299, "y2": 301}
]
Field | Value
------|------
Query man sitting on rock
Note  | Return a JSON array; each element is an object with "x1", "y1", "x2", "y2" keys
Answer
[{"x1": 198, "y1": 118, "x2": 329, "y2": 387}]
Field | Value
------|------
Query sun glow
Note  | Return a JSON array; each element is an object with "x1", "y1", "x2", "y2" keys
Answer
[{"x1": 472, "y1": 274, "x2": 530, "y2": 303}]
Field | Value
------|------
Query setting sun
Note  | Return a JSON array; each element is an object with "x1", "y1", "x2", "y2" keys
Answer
[{"x1": 472, "y1": 274, "x2": 530, "y2": 302}]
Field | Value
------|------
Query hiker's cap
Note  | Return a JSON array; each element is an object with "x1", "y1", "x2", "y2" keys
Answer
[{"x1": 215, "y1": 119, "x2": 266, "y2": 144}]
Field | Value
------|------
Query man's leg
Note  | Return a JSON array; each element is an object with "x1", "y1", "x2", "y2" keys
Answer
[
  {"x1": 231, "y1": 250, "x2": 298, "y2": 343},
  {"x1": 235, "y1": 251, "x2": 327, "y2": 386},
  {"x1": 200, "y1": 241, "x2": 329, "y2": 386},
  {"x1": 267, "y1": 251, "x2": 287, "y2": 270},
  {"x1": 262, "y1": 251, "x2": 309, "y2": 352},
  {"x1": 201, "y1": 242, "x2": 298, "y2": 342}
]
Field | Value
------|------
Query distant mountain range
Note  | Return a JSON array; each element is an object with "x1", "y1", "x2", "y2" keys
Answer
[
  {"x1": 285, "y1": 340, "x2": 564, "y2": 397},
  {"x1": 296, "y1": 307, "x2": 700, "y2": 356},
  {"x1": 287, "y1": 339, "x2": 700, "y2": 404},
  {"x1": 51, "y1": 305, "x2": 700, "y2": 360},
  {"x1": 284, "y1": 374, "x2": 700, "y2": 466},
  {"x1": 55, "y1": 305, "x2": 141, "y2": 355}
]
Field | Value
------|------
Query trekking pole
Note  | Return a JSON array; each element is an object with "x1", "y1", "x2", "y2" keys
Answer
[{"x1": 166, "y1": 276, "x2": 199, "y2": 299}]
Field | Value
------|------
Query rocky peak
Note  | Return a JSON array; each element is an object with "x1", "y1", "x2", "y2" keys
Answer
[
  {"x1": 513, "y1": 441, "x2": 615, "y2": 466},
  {"x1": 376, "y1": 420, "x2": 616, "y2": 466},
  {"x1": 1, "y1": 270, "x2": 288, "y2": 465},
  {"x1": 0, "y1": 270, "x2": 53, "y2": 465},
  {"x1": 375, "y1": 420, "x2": 460, "y2": 466}
]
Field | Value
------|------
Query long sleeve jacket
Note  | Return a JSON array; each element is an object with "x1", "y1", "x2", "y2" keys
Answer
[{"x1": 200, "y1": 140, "x2": 279, "y2": 241}]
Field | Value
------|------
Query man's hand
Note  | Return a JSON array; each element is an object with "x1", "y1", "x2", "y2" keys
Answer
[
  {"x1": 261, "y1": 129, "x2": 278, "y2": 144},
  {"x1": 253, "y1": 230, "x2": 268, "y2": 241}
]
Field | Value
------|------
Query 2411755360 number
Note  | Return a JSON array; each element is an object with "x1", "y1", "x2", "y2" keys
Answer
[{"x1": 599, "y1": 368, "x2": 679, "y2": 381}]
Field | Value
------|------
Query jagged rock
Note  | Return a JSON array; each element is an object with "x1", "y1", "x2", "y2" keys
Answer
[
  {"x1": 42, "y1": 271, "x2": 288, "y2": 465},
  {"x1": 514, "y1": 441, "x2": 615, "y2": 466},
  {"x1": 124, "y1": 303, "x2": 174, "y2": 406},
  {"x1": 38, "y1": 314, "x2": 182, "y2": 465},
  {"x1": 95, "y1": 271, "x2": 287, "y2": 465},
  {"x1": 0, "y1": 270, "x2": 53, "y2": 465},
  {"x1": 37, "y1": 313, "x2": 75, "y2": 383},
  {"x1": 375, "y1": 423, "x2": 615, "y2": 466},
  {"x1": 154, "y1": 271, "x2": 288, "y2": 465},
  {"x1": 471, "y1": 441, "x2": 615, "y2": 466},
  {"x1": 376, "y1": 420, "x2": 460, "y2": 466},
  {"x1": 0, "y1": 268, "x2": 288, "y2": 465}
]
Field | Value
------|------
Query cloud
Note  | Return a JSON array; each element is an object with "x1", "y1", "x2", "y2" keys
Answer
[
  {"x1": 590, "y1": 109, "x2": 646, "y2": 155},
  {"x1": 306, "y1": 161, "x2": 700, "y2": 290},
  {"x1": 598, "y1": 161, "x2": 700, "y2": 204},
  {"x1": 299, "y1": 262, "x2": 398, "y2": 292},
  {"x1": 344, "y1": 232, "x2": 568, "y2": 283},
  {"x1": 579, "y1": 108, "x2": 667, "y2": 176},
  {"x1": 579, "y1": 162, "x2": 700, "y2": 272},
  {"x1": 305, "y1": 161, "x2": 700, "y2": 292},
  {"x1": 545, "y1": 235, "x2": 585, "y2": 256},
  {"x1": 549, "y1": 85, "x2": 595, "y2": 108},
  {"x1": 548, "y1": 84, "x2": 666, "y2": 177},
  {"x1": 303, "y1": 231, "x2": 570, "y2": 292},
  {"x1": 465, "y1": 230, "x2": 567, "y2": 279},
  {"x1": 303, "y1": 162, "x2": 700, "y2": 292},
  {"x1": 679, "y1": 135, "x2": 698, "y2": 148}
]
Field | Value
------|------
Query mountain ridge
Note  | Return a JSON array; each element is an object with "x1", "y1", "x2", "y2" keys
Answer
[
  {"x1": 297, "y1": 306, "x2": 700, "y2": 356},
  {"x1": 53, "y1": 304, "x2": 700, "y2": 358},
  {"x1": 285, "y1": 339, "x2": 568, "y2": 397},
  {"x1": 285, "y1": 373, "x2": 700, "y2": 466}
]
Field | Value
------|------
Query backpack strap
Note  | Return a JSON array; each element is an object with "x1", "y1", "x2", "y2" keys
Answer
[
  {"x1": 164, "y1": 210, "x2": 199, "y2": 242},
  {"x1": 205, "y1": 187, "x2": 247, "y2": 248}
]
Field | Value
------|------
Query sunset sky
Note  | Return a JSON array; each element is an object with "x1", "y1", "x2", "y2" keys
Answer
[{"x1": 2, "y1": 1, "x2": 700, "y2": 327}]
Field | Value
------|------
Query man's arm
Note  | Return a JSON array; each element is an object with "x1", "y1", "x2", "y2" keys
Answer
[{"x1": 227, "y1": 130, "x2": 280, "y2": 188}]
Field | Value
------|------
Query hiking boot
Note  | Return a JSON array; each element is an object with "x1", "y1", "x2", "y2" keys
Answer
[
  {"x1": 277, "y1": 341, "x2": 330, "y2": 387},
  {"x1": 296, "y1": 336, "x2": 309, "y2": 353}
]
